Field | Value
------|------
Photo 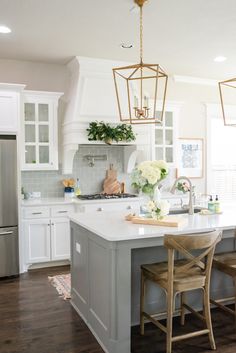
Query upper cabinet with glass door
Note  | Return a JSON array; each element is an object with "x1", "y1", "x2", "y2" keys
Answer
[
  {"x1": 21, "y1": 91, "x2": 63, "y2": 171},
  {"x1": 151, "y1": 102, "x2": 182, "y2": 166}
]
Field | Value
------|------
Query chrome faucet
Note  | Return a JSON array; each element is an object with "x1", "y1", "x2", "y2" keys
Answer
[{"x1": 170, "y1": 176, "x2": 194, "y2": 215}]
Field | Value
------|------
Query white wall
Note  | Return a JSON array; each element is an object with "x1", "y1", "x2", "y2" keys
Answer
[
  {"x1": 0, "y1": 58, "x2": 68, "y2": 91},
  {"x1": 167, "y1": 78, "x2": 220, "y2": 193}
]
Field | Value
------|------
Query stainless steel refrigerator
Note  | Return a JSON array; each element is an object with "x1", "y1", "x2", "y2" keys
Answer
[{"x1": 0, "y1": 135, "x2": 19, "y2": 277}]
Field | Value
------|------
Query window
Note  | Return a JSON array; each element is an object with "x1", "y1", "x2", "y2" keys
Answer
[{"x1": 208, "y1": 106, "x2": 236, "y2": 202}]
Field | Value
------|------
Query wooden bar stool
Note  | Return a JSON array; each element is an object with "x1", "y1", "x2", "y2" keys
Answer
[
  {"x1": 140, "y1": 230, "x2": 222, "y2": 353},
  {"x1": 211, "y1": 251, "x2": 236, "y2": 316}
]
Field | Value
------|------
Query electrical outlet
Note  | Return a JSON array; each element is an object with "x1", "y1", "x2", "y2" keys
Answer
[{"x1": 76, "y1": 242, "x2": 81, "y2": 254}]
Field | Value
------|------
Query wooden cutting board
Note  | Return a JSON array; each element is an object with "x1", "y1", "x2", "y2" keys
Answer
[
  {"x1": 103, "y1": 164, "x2": 121, "y2": 194},
  {"x1": 127, "y1": 215, "x2": 187, "y2": 227},
  {"x1": 106, "y1": 164, "x2": 117, "y2": 179}
]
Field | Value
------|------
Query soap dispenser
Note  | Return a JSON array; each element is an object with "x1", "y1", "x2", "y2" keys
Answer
[
  {"x1": 214, "y1": 195, "x2": 221, "y2": 213},
  {"x1": 208, "y1": 195, "x2": 215, "y2": 213}
]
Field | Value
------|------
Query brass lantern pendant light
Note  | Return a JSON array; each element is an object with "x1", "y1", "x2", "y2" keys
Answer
[
  {"x1": 219, "y1": 78, "x2": 236, "y2": 126},
  {"x1": 113, "y1": 0, "x2": 168, "y2": 125}
]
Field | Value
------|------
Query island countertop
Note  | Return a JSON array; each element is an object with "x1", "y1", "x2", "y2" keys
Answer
[{"x1": 69, "y1": 207, "x2": 236, "y2": 242}]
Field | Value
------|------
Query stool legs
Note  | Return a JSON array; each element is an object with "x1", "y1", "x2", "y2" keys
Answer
[
  {"x1": 140, "y1": 270, "x2": 145, "y2": 335},
  {"x1": 180, "y1": 292, "x2": 186, "y2": 326},
  {"x1": 166, "y1": 286, "x2": 173, "y2": 353},
  {"x1": 234, "y1": 277, "x2": 236, "y2": 324},
  {"x1": 203, "y1": 287, "x2": 216, "y2": 350}
]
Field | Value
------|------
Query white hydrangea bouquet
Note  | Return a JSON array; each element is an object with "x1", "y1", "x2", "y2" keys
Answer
[
  {"x1": 146, "y1": 199, "x2": 170, "y2": 220},
  {"x1": 131, "y1": 160, "x2": 169, "y2": 197},
  {"x1": 131, "y1": 160, "x2": 169, "y2": 218}
]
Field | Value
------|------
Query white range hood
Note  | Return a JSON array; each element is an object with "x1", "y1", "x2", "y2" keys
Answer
[{"x1": 62, "y1": 56, "x2": 152, "y2": 174}]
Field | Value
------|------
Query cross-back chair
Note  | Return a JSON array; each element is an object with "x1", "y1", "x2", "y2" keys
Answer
[
  {"x1": 211, "y1": 240, "x2": 236, "y2": 317},
  {"x1": 140, "y1": 230, "x2": 222, "y2": 353}
]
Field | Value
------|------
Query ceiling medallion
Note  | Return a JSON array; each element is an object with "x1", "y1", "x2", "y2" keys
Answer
[
  {"x1": 219, "y1": 78, "x2": 236, "y2": 126},
  {"x1": 113, "y1": 0, "x2": 168, "y2": 125}
]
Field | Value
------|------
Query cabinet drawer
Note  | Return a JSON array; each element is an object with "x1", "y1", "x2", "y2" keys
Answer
[
  {"x1": 23, "y1": 207, "x2": 50, "y2": 219},
  {"x1": 51, "y1": 205, "x2": 75, "y2": 217},
  {"x1": 77, "y1": 201, "x2": 140, "y2": 213}
]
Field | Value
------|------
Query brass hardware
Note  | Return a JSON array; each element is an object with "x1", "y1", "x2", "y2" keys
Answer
[
  {"x1": 113, "y1": 0, "x2": 168, "y2": 125},
  {"x1": 219, "y1": 78, "x2": 236, "y2": 126},
  {"x1": 134, "y1": 0, "x2": 148, "y2": 7}
]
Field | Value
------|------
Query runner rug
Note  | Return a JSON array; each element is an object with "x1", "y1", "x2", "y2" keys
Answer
[{"x1": 48, "y1": 273, "x2": 71, "y2": 300}]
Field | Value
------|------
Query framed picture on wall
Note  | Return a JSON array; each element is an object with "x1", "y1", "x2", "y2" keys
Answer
[{"x1": 177, "y1": 138, "x2": 204, "y2": 178}]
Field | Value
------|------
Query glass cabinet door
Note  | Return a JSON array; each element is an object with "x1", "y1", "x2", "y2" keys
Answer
[
  {"x1": 154, "y1": 111, "x2": 175, "y2": 164},
  {"x1": 23, "y1": 101, "x2": 51, "y2": 168},
  {"x1": 22, "y1": 91, "x2": 60, "y2": 171}
]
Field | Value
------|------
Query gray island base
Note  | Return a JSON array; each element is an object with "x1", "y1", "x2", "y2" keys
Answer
[{"x1": 70, "y1": 210, "x2": 236, "y2": 353}]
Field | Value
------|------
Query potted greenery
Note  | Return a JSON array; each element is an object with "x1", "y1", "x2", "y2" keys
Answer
[{"x1": 87, "y1": 121, "x2": 136, "y2": 145}]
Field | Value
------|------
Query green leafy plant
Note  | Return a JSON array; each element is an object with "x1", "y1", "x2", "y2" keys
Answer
[{"x1": 87, "y1": 121, "x2": 136, "y2": 145}]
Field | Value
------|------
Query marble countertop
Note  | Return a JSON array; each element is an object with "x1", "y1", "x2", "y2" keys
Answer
[{"x1": 69, "y1": 207, "x2": 236, "y2": 242}]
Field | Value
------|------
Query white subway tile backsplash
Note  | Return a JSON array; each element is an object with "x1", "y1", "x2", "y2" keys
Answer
[{"x1": 21, "y1": 145, "x2": 126, "y2": 197}]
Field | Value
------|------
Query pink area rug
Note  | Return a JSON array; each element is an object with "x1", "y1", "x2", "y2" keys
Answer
[{"x1": 48, "y1": 273, "x2": 71, "y2": 300}]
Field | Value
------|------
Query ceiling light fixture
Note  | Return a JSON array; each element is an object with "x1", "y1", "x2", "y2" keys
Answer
[
  {"x1": 113, "y1": 0, "x2": 168, "y2": 124},
  {"x1": 0, "y1": 25, "x2": 11, "y2": 34},
  {"x1": 120, "y1": 43, "x2": 134, "y2": 49},
  {"x1": 219, "y1": 78, "x2": 236, "y2": 126},
  {"x1": 214, "y1": 56, "x2": 227, "y2": 63}
]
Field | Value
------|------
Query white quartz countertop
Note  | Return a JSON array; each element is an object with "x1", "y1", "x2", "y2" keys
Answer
[
  {"x1": 21, "y1": 196, "x2": 140, "y2": 207},
  {"x1": 21, "y1": 198, "x2": 75, "y2": 206},
  {"x1": 69, "y1": 207, "x2": 236, "y2": 242}
]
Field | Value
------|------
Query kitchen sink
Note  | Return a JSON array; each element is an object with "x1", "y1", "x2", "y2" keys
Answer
[{"x1": 169, "y1": 207, "x2": 204, "y2": 215}]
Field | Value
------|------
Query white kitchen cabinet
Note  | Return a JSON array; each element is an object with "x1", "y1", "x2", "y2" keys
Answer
[
  {"x1": 51, "y1": 218, "x2": 70, "y2": 261},
  {"x1": 153, "y1": 110, "x2": 176, "y2": 164},
  {"x1": 21, "y1": 90, "x2": 63, "y2": 171},
  {"x1": 0, "y1": 84, "x2": 25, "y2": 133},
  {"x1": 22, "y1": 204, "x2": 73, "y2": 267},
  {"x1": 149, "y1": 101, "x2": 182, "y2": 166},
  {"x1": 24, "y1": 219, "x2": 51, "y2": 263}
]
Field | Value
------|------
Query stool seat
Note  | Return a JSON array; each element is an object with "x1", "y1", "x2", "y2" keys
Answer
[
  {"x1": 141, "y1": 260, "x2": 205, "y2": 291},
  {"x1": 213, "y1": 252, "x2": 236, "y2": 277}
]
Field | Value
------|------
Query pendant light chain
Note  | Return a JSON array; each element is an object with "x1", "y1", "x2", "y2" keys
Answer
[{"x1": 140, "y1": 4, "x2": 143, "y2": 63}]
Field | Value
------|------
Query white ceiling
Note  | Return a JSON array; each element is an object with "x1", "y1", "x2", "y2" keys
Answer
[{"x1": 0, "y1": 0, "x2": 236, "y2": 79}]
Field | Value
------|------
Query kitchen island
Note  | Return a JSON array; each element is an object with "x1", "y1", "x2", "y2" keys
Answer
[{"x1": 69, "y1": 209, "x2": 236, "y2": 353}]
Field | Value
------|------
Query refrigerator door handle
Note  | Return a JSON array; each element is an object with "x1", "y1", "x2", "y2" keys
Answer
[{"x1": 0, "y1": 231, "x2": 14, "y2": 236}]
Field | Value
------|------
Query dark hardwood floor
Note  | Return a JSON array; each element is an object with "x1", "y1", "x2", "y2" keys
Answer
[
  {"x1": 0, "y1": 266, "x2": 104, "y2": 353},
  {"x1": 0, "y1": 266, "x2": 235, "y2": 353}
]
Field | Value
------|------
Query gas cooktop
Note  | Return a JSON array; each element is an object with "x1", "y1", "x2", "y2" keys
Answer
[{"x1": 77, "y1": 193, "x2": 138, "y2": 200}]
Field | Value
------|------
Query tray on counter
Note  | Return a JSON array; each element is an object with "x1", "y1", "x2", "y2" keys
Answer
[{"x1": 125, "y1": 214, "x2": 187, "y2": 227}]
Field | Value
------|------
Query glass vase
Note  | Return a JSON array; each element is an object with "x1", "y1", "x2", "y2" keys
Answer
[{"x1": 139, "y1": 184, "x2": 161, "y2": 216}]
